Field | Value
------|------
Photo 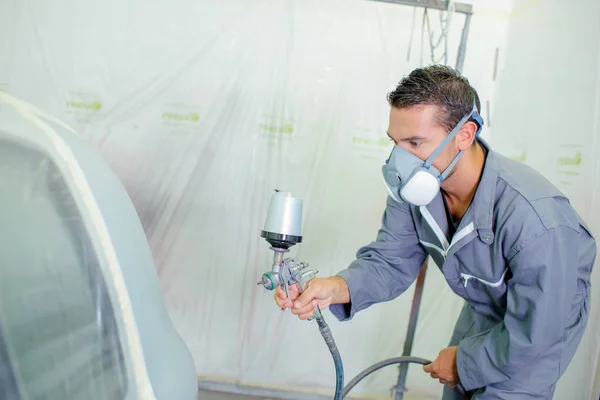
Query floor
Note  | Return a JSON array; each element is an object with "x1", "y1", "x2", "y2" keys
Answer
[{"x1": 199, "y1": 389, "x2": 280, "y2": 400}]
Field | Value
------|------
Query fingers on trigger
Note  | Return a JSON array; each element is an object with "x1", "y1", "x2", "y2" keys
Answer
[
  {"x1": 299, "y1": 310, "x2": 316, "y2": 320},
  {"x1": 300, "y1": 303, "x2": 317, "y2": 315},
  {"x1": 298, "y1": 302, "x2": 317, "y2": 320},
  {"x1": 274, "y1": 293, "x2": 288, "y2": 306},
  {"x1": 291, "y1": 304, "x2": 309, "y2": 315}
]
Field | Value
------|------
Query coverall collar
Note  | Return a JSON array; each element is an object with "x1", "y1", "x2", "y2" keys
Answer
[{"x1": 469, "y1": 137, "x2": 498, "y2": 244}]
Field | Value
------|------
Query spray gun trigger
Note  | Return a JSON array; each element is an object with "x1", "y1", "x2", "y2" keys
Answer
[{"x1": 283, "y1": 283, "x2": 291, "y2": 302}]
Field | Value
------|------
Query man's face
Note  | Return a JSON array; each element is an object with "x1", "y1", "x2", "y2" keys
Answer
[{"x1": 386, "y1": 105, "x2": 460, "y2": 176}]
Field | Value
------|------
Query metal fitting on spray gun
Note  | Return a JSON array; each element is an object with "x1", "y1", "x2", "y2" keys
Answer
[
  {"x1": 258, "y1": 251, "x2": 321, "y2": 318},
  {"x1": 256, "y1": 190, "x2": 344, "y2": 400}
]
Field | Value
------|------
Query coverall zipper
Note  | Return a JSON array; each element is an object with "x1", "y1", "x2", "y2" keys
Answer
[
  {"x1": 460, "y1": 269, "x2": 508, "y2": 288},
  {"x1": 419, "y1": 206, "x2": 475, "y2": 259}
]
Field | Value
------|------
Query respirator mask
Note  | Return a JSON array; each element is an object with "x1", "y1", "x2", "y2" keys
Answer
[{"x1": 382, "y1": 103, "x2": 484, "y2": 206}]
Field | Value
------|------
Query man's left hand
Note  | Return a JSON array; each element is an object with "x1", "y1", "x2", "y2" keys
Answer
[{"x1": 423, "y1": 346, "x2": 460, "y2": 388}]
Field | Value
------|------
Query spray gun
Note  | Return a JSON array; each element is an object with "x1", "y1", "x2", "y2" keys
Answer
[
  {"x1": 256, "y1": 190, "x2": 344, "y2": 399},
  {"x1": 256, "y1": 190, "x2": 321, "y2": 318}
]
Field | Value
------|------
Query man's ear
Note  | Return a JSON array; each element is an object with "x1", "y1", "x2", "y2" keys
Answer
[{"x1": 457, "y1": 121, "x2": 478, "y2": 151}]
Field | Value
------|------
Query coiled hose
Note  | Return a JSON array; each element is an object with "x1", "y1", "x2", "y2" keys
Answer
[
  {"x1": 315, "y1": 313, "x2": 467, "y2": 400},
  {"x1": 342, "y1": 356, "x2": 468, "y2": 399}
]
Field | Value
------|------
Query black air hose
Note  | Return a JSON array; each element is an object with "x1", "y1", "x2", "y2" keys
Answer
[
  {"x1": 315, "y1": 312, "x2": 344, "y2": 400},
  {"x1": 341, "y1": 356, "x2": 468, "y2": 399},
  {"x1": 314, "y1": 314, "x2": 468, "y2": 400}
]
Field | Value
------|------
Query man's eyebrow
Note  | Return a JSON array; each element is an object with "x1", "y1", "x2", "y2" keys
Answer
[
  {"x1": 386, "y1": 132, "x2": 426, "y2": 142},
  {"x1": 400, "y1": 136, "x2": 426, "y2": 142}
]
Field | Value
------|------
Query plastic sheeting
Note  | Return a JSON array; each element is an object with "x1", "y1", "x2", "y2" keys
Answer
[{"x1": 3, "y1": 0, "x2": 599, "y2": 398}]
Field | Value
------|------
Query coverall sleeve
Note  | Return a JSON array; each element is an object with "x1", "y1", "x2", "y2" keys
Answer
[
  {"x1": 329, "y1": 197, "x2": 427, "y2": 322},
  {"x1": 456, "y1": 225, "x2": 582, "y2": 391}
]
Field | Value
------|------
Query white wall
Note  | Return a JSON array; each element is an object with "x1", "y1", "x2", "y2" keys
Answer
[{"x1": 490, "y1": 0, "x2": 600, "y2": 398}]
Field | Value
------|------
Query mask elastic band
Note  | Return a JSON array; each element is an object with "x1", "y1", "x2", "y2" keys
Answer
[
  {"x1": 439, "y1": 151, "x2": 464, "y2": 183},
  {"x1": 423, "y1": 103, "x2": 478, "y2": 169}
]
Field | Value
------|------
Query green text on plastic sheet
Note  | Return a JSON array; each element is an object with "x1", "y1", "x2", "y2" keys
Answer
[
  {"x1": 162, "y1": 112, "x2": 200, "y2": 122},
  {"x1": 352, "y1": 136, "x2": 390, "y2": 148},
  {"x1": 260, "y1": 123, "x2": 294, "y2": 135},
  {"x1": 557, "y1": 151, "x2": 582, "y2": 167},
  {"x1": 509, "y1": 151, "x2": 527, "y2": 163},
  {"x1": 66, "y1": 100, "x2": 103, "y2": 111}
]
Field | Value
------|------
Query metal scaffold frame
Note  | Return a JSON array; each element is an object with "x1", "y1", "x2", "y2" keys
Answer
[{"x1": 365, "y1": 0, "x2": 473, "y2": 72}]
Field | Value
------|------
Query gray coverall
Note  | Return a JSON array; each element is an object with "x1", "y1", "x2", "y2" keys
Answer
[{"x1": 329, "y1": 139, "x2": 596, "y2": 399}]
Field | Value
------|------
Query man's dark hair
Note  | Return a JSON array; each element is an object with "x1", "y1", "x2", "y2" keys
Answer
[{"x1": 387, "y1": 65, "x2": 481, "y2": 132}]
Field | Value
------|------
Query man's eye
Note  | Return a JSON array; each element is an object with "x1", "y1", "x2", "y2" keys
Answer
[{"x1": 410, "y1": 141, "x2": 421, "y2": 147}]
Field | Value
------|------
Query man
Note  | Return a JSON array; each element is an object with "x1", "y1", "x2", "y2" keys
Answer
[{"x1": 274, "y1": 65, "x2": 596, "y2": 399}]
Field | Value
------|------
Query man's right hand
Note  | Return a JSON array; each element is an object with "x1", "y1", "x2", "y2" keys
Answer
[{"x1": 274, "y1": 276, "x2": 349, "y2": 320}]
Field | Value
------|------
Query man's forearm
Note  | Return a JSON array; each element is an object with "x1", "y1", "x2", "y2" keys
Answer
[{"x1": 328, "y1": 276, "x2": 350, "y2": 305}]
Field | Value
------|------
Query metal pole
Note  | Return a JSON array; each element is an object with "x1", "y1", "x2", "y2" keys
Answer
[
  {"x1": 455, "y1": 12, "x2": 472, "y2": 72},
  {"x1": 392, "y1": 259, "x2": 429, "y2": 400}
]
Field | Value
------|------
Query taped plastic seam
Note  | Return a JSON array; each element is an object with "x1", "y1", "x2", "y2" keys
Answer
[{"x1": 0, "y1": 91, "x2": 156, "y2": 400}]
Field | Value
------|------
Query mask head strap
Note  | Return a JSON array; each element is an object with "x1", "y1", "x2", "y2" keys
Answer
[
  {"x1": 423, "y1": 103, "x2": 478, "y2": 168},
  {"x1": 439, "y1": 148, "x2": 464, "y2": 183},
  {"x1": 423, "y1": 102, "x2": 484, "y2": 182}
]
